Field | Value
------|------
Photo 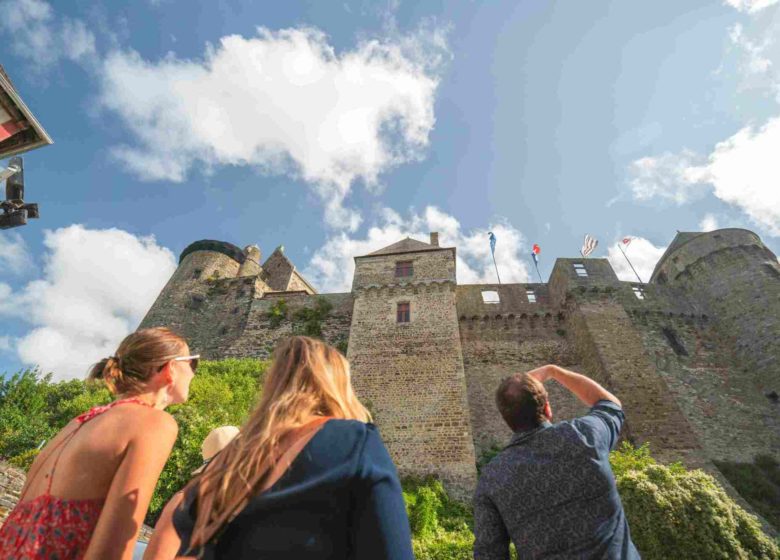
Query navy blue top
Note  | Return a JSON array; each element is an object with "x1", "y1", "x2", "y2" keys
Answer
[
  {"x1": 474, "y1": 400, "x2": 640, "y2": 560},
  {"x1": 174, "y1": 419, "x2": 414, "y2": 559}
]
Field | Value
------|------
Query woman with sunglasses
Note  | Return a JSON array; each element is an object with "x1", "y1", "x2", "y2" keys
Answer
[{"x1": 0, "y1": 327, "x2": 198, "y2": 560}]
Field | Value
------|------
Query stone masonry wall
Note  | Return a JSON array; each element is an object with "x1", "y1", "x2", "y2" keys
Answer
[
  {"x1": 224, "y1": 292, "x2": 353, "y2": 359},
  {"x1": 348, "y1": 273, "x2": 477, "y2": 499},
  {"x1": 456, "y1": 284, "x2": 587, "y2": 457},
  {"x1": 0, "y1": 463, "x2": 24, "y2": 526}
]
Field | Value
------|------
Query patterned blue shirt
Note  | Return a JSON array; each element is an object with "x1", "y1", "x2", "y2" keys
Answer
[{"x1": 474, "y1": 400, "x2": 640, "y2": 560}]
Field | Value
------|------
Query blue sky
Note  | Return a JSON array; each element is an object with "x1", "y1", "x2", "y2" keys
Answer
[{"x1": 1, "y1": 0, "x2": 778, "y2": 378}]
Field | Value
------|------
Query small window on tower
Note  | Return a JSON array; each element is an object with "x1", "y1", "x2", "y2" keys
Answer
[
  {"x1": 573, "y1": 263, "x2": 588, "y2": 277},
  {"x1": 661, "y1": 327, "x2": 688, "y2": 356},
  {"x1": 395, "y1": 261, "x2": 413, "y2": 277},
  {"x1": 526, "y1": 289, "x2": 537, "y2": 303},
  {"x1": 482, "y1": 291, "x2": 500, "y2": 304},
  {"x1": 397, "y1": 302, "x2": 410, "y2": 323},
  {"x1": 633, "y1": 286, "x2": 645, "y2": 300}
]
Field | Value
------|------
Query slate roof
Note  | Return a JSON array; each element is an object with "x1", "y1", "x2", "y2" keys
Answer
[{"x1": 365, "y1": 237, "x2": 438, "y2": 257}]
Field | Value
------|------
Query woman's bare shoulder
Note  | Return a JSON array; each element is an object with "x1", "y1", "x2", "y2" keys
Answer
[{"x1": 112, "y1": 404, "x2": 179, "y2": 439}]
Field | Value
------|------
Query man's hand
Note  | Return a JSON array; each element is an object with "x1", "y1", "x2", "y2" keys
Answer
[{"x1": 526, "y1": 365, "x2": 557, "y2": 384}]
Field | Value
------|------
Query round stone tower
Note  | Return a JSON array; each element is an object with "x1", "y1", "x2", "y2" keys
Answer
[
  {"x1": 237, "y1": 244, "x2": 262, "y2": 277},
  {"x1": 139, "y1": 240, "x2": 246, "y2": 331},
  {"x1": 650, "y1": 228, "x2": 780, "y2": 396}
]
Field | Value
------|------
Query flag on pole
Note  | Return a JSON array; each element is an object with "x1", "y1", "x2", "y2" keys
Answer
[
  {"x1": 488, "y1": 232, "x2": 497, "y2": 255},
  {"x1": 581, "y1": 234, "x2": 598, "y2": 257},
  {"x1": 622, "y1": 237, "x2": 632, "y2": 248},
  {"x1": 531, "y1": 243, "x2": 540, "y2": 265}
]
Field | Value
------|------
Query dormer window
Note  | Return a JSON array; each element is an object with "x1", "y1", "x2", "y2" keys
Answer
[
  {"x1": 395, "y1": 260, "x2": 413, "y2": 278},
  {"x1": 526, "y1": 289, "x2": 536, "y2": 303},
  {"x1": 573, "y1": 263, "x2": 588, "y2": 277},
  {"x1": 397, "y1": 302, "x2": 410, "y2": 323},
  {"x1": 632, "y1": 286, "x2": 645, "y2": 300}
]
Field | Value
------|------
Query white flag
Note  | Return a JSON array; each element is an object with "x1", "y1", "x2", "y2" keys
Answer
[{"x1": 581, "y1": 234, "x2": 598, "y2": 257}]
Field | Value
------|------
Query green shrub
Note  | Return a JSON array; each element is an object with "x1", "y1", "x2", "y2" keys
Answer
[
  {"x1": 613, "y1": 444, "x2": 779, "y2": 560},
  {"x1": 715, "y1": 455, "x2": 780, "y2": 532},
  {"x1": 267, "y1": 298, "x2": 287, "y2": 328},
  {"x1": 292, "y1": 297, "x2": 333, "y2": 337},
  {"x1": 8, "y1": 448, "x2": 39, "y2": 470}
]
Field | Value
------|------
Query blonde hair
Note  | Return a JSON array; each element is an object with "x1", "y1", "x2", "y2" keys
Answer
[
  {"x1": 88, "y1": 327, "x2": 187, "y2": 395},
  {"x1": 185, "y1": 336, "x2": 370, "y2": 551}
]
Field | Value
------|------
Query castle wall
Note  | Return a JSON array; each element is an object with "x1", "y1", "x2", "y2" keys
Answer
[
  {"x1": 456, "y1": 284, "x2": 586, "y2": 457},
  {"x1": 349, "y1": 250, "x2": 477, "y2": 498},
  {"x1": 0, "y1": 462, "x2": 24, "y2": 526},
  {"x1": 224, "y1": 292, "x2": 353, "y2": 359}
]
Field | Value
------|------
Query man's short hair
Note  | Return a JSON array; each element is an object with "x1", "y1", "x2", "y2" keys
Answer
[{"x1": 496, "y1": 373, "x2": 549, "y2": 432}]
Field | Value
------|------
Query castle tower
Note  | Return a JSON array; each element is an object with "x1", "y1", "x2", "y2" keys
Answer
[
  {"x1": 347, "y1": 234, "x2": 478, "y2": 497},
  {"x1": 650, "y1": 229, "x2": 780, "y2": 460},
  {"x1": 651, "y1": 229, "x2": 780, "y2": 380},
  {"x1": 139, "y1": 240, "x2": 252, "y2": 356},
  {"x1": 237, "y1": 245, "x2": 262, "y2": 277}
]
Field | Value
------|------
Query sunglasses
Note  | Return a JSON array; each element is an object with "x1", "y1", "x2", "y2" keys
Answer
[{"x1": 173, "y1": 354, "x2": 200, "y2": 372}]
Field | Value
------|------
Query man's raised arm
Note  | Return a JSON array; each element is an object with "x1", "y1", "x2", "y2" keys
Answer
[{"x1": 527, "y1": 365, "x2": 621, "y2": 408}]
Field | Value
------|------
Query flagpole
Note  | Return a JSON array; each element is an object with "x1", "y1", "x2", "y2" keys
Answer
[
  {"x1": 618, "y1": 243, "x2": 644, "y2": 284},
  {"x1": 534, "y1": 260, "x2": 543, "y2": 283},
  {"x1": 492, "y1": 252, "x2": 502, "y2": 284}
]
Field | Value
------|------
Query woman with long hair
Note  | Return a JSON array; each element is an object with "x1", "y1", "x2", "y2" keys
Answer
[
  {"x1": 0, "y1": 327, "x2": 197, "y2": 560},
  {"x1": 147, "y1": 336, "x2": 413, "y2": 560}
]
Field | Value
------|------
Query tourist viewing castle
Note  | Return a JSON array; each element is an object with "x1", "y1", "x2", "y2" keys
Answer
[{"x1": 140, "y1": 227, "x2": 780, "y2": 499}]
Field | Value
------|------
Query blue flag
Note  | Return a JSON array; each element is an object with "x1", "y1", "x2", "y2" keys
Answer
[{"x1": 488, "y1": 232, "x2": 496, "y2": 255}]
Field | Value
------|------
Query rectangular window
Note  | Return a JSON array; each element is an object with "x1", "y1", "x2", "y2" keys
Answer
[
  {"x1": 395, "y1": 261, "x2": 413, "y2": 277},
  {"x1": 573, "y1": 263, "x2": 588, "y2": 277},
  {"x1": 397, "y1": 302, "x2": 410, "y2": 323},
  {"x1": 481, "y1": 290, "x2": 500, "y2": 304},
  {"x1": 526, "y1": 289, "x2": 536, "y2": 303},
  {"x1": 632, "y1": 286, "x2": 645, "y2": 300}
]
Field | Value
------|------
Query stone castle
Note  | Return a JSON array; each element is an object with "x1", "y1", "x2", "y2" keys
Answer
[{"x1": 139, "y1": 228, "x2": 780, "y2": 500}]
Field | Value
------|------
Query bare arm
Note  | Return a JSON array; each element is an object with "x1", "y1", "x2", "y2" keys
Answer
[
  {"x1": 528, "y1": 365, "x2": 621, "y2": 408},
  {"x1": 143, "y1": 492, "x2": 184, "y2": 560},
  {"x1": 84, "y1": 412, "x2": 179, "y2": 560}
]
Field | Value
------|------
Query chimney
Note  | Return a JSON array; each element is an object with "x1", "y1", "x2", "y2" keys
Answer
[{"x1": 430, "y1": 232, "x2": 439, "y2": 247}]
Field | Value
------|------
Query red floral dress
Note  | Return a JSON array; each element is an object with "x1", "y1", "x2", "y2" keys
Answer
[{"x1": 0, "y1": 398, "x2": 149, "y2": 559}]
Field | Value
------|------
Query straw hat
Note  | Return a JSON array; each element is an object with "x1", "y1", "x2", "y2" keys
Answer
[{"x1": 192, "y1": 425, "x2": 240, "y2": 474}]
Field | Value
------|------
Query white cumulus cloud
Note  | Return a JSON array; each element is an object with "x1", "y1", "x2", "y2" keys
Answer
[
  {"x1": 0, "y1": 0, "x2": 96, "y2": 69},
  {"x1": 0, "y1": 225, "x2": 176, "y2": 379},
  {"x1": 699, "y1": 214, "x2": 720, "y2": 231},
  {"x1": 0, "y1": 232, "x2": 33, "y2": 275},
  {"x1": 724, "y1": 0, "x2": 779, "y2": 13},
  {"x1": 304, "y1": 206, "x2": 530, "y2": 292},
  {"x1": 629, "y1": 117, "x2": 780, "y2": 236},
  {"x1": 607, "y1": 237, "x2": 668, "y2": 283},
  {"x1": 98, "y1": 26, "x2": 448, "y2": 230}
]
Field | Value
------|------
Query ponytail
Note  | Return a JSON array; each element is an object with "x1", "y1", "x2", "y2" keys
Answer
[
  {"x1": 88, "y1": 327, "x2": 187, "y2": 395},
  {"x1": 88, "y1": 356, "x2": 125, "y2": 394}
]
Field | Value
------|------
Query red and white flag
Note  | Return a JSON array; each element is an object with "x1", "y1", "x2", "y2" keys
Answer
[{"x1": 622, "y1": 237, "x2": 633, "y2": 248}]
